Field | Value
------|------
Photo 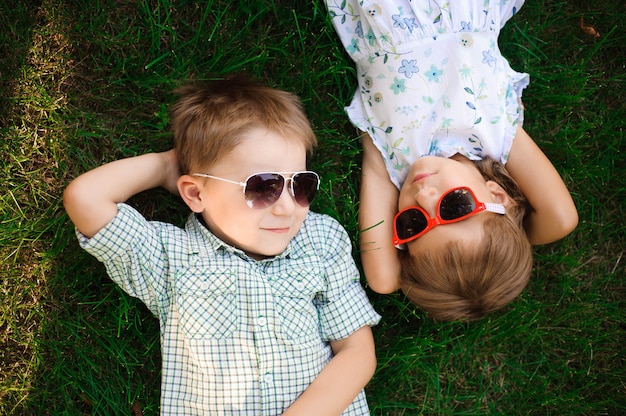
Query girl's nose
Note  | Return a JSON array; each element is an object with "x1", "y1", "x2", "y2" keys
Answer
[{"x1": 415, "y1": 187, "x2": 439, "y2": 217}]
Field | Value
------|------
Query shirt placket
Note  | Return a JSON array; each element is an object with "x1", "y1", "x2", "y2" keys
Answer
[{"x1": 245, "y1": 263, "x2": 281, "y2": 415}]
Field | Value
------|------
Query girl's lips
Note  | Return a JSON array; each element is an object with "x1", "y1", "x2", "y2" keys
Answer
[{"x1": 412, "y1": 173, "x2": 433, "y2": 183}]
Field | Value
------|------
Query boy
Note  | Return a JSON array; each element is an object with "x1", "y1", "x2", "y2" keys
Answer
[{"x1": 63, "y1": 76, "x2": 381, "y2": 415}]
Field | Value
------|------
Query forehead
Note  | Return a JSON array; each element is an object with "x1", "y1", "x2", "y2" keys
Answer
[{"x1": 210, "y1": 128, "x2": 307, "y2": 175}]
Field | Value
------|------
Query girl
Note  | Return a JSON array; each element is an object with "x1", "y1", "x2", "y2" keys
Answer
[{"x1": 326, "y1": 0, "x2": 578, "y2": 321}]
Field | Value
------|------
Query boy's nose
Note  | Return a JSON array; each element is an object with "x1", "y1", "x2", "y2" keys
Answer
[{"x1": 271, "y1": 181, "x2": 297, "y2": 215}]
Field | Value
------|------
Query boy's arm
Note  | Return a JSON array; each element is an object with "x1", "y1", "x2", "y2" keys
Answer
[
  {"x1": 63, "y1": 150, "x2": 180, "y2": 238},
  {"x1": 282, "y1": 325, "x2": 376, "y2": 416},
  {"x1": 506, "y1": 126, "x2": 578, "y2": 245},
  {"x1": 359, "y1": 133, "x2": 401, "y2": 293}
]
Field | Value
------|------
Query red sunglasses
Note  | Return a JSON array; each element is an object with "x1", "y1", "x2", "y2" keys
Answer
[{"x1": 393, "y1": 187, "x2": 505, "y2": 248}]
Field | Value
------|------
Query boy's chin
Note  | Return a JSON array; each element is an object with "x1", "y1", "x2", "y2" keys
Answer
[{"x1": 245, "y1": 244, "x2": 290, "y2": 261}]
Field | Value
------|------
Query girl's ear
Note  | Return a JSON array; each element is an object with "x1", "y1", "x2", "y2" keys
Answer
[
  {"x1": 177, "y1": 175, "x2": 205, "y2": 213},
  {"x1": 485, "y1": 180, "x2": 516, "y2": 208}
]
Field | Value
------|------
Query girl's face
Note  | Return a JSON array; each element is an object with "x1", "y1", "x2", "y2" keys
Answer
[{"x1": 398, "y1": 155, "x2": 510, "y2": 254}]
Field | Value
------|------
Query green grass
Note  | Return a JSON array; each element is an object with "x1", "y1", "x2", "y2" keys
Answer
[{"x1": 1, "y1": 0, "x2": 624, "y2": 414}]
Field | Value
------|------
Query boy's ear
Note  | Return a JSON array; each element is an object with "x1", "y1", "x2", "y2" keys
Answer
[
  {"x1": 177, "y1": 175, "x2": 205, "y2": 213},
  {"x1": 485, "y1": 180, "x2": 516, "y2": 208}
]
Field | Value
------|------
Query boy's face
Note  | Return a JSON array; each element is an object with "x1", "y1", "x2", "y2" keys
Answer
[{"x1": 193, "y1": 128, "x2": 310, "y2": 259}]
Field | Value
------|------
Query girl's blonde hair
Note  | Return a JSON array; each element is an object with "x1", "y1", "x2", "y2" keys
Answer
[
  {"x1": 170, "y1": 75, "x2": 317, "y2": 174},
  {"x1": 399, "y1": 158, "x2": 532, "y2": 321}
]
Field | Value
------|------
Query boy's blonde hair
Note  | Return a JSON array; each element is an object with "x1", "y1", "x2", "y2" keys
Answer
[
  {"x1": 399, "y1": 158, "x2": 533, "y2": 322},
  {"x1": 170, "y1": 75, "x2": 317, "y2": 174}
]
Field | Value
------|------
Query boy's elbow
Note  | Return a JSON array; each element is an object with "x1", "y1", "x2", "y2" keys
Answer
[
  {"x1": 63, "y1": 178, "x2": 93, "y2": 217},
  {"x1": 63, "y1": 178, "x2": 113, "y2": 238},
  {"x1": 63, "y1": 180, "x2": 81, "y2": 216}
]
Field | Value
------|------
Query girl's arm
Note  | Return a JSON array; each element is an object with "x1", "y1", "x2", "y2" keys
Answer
[
  {"x1": 506, "y1": 126, "x2": 578, "y2": 244},
  {"x1": 359, "y1": 133, "x2": 401, "y2": 293},
  {"x1": 282, "y1": 326, "x2": 376, "y2": 416},
  {"x1": 63, "y1": 150, "x2": 180, "y2": 238}
]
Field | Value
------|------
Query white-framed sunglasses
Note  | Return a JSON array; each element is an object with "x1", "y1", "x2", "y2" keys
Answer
[{"x1": 192, "y1": 171, "x2": 320, "y2": 209}]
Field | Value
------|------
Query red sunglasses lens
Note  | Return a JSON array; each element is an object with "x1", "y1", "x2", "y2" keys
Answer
[
  {"x1": 439, "y1": 189, "x2": 477, "y2": 220},
  {"x1": 395, "y1": 209, "x2": 428, "y2": 240}
]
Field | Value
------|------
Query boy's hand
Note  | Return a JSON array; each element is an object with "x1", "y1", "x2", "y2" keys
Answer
[{"x1": 160, "y1": 149, "x2": 182, "y2": 195}]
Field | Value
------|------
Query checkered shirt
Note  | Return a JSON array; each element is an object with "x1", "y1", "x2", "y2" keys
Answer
[{"x1": 77, "y1": 203, "x2": 381, "y2": 415}]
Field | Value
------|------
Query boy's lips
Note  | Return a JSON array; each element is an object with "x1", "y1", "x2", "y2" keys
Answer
[{"x1": 263, "y1": 227, "x2": 291, "y2": 234}]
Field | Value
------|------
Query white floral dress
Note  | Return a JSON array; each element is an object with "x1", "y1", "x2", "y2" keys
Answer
[{"x1": 327, "y1": 0, "x2": 529, "y2": 189}]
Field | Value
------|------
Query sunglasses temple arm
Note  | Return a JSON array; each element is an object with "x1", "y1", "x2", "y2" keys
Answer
[
  {"x1": 484, "y1": 203, "x2": 506, "y2": 214},
  {"x1": 192, "y1": 173, "x2": 246, "y2": 187}
]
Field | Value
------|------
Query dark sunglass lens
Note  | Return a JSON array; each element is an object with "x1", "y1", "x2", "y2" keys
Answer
[
  {"x1": 439, "y1": 189, "x2": 476, "y2": 220},
  {"x1": 396, "y1": 209, "x2": 428, "y2": 240},
  {"x1": 292, "y1": 172, "x2": 319, "y2": 207},
  {"x1": 245, "y1": 173, "x2": 284, "y2": 208}
]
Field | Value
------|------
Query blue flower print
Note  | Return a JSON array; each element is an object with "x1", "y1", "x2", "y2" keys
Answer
[
  {"x1": 460, "y1": 21, "x2": 472, "y2": 32},
  {"x1": 392, "y1": 14, "x2": 404, "y2": 28},
  {"x1": 440, "y1": 118, "x2": 453, "y2": 128},
  {"x1": 459, "y1": 64, "x2": 471, "y2": 79},
  {"x1": 346, "y1": 38, "x2": 360, "y2": 54},
  {"x1": 392, "y1": 14, "x2": 419, "y2": 34},
  {"x1": 428, "y1": 139, "x2": 441, "y2": 155},
  {"x1": 355, "y1": 20, "x2": 364, "y2": 38},
  {"x1": 425, "y1": 64, "x2": 443, "y2": 83},
  {"x1": 482, "y1": 50, "x2": 496, "y2": 67},
  {"x1": 398, "y1": 59, "x2": 419, "y2": 78},
  {"x1": 365, "y1": 28, "x2": 376, "y2": 46},
  {"x1": 390, "y1": 77, "x2": 406, "y2": 94}
]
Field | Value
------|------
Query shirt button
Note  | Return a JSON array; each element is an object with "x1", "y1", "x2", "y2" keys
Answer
[
  {"x1": 200, "y1": 282, "x2": 210, "y2": 290},
  {"x1": 257, "y1": 317, "x2": 267, "y2": 327},
  {"x1": 263, "y1": 373, "x2": 273, "y2": 384},
  {"x1": 295, "y1": 281, "x2": 305, "y2": 291}
]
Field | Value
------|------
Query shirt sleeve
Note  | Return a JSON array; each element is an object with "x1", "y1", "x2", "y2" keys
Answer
[
  {"x1": 76, "y1": 203, "x2": 171, "y2": 316},
  {"x1": 311, "y1": 215, "x2": 381, "y2": 341}
]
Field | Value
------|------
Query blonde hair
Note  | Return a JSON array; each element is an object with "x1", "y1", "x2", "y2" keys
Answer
[
  {"x1": 170, "y1": 75, "x2": 317, "y2": 174},
  {"x1": 399, "y1": 157, "x2": 532, "y2": 321}
]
